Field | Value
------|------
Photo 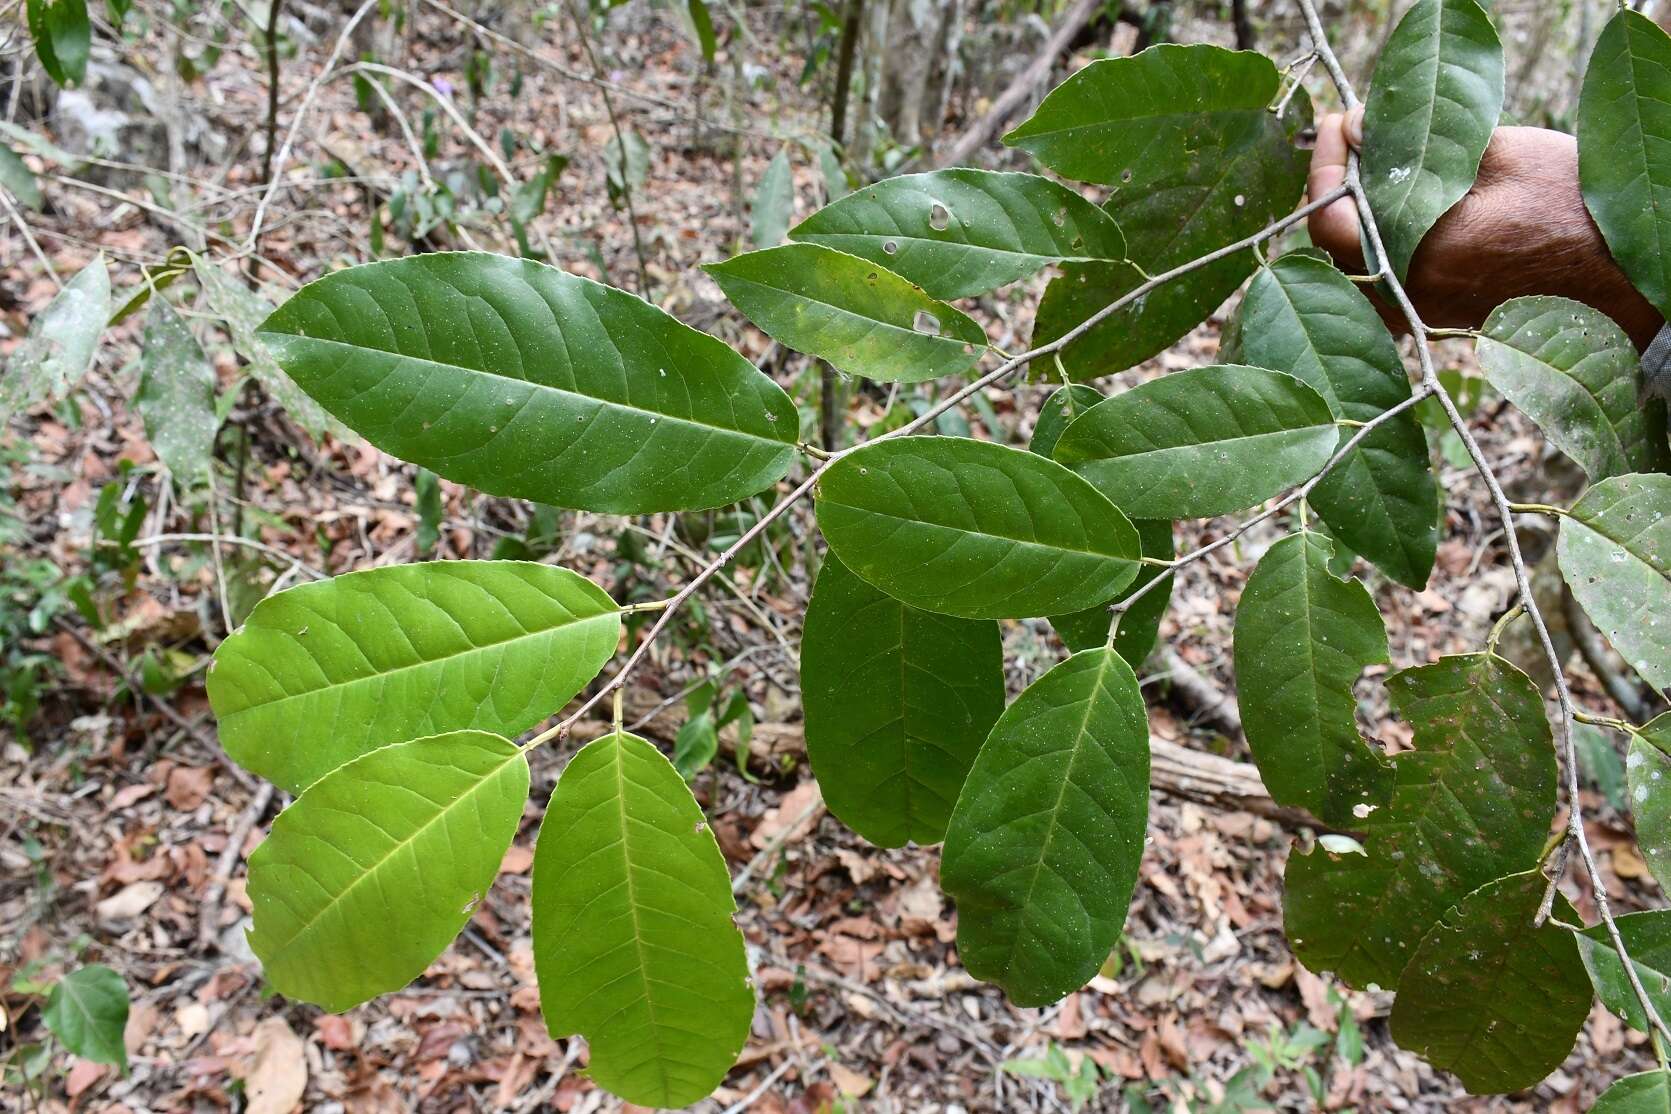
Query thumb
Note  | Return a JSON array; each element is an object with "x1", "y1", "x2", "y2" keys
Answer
[{"x1": 1345, "y1": 106, "x2": 1364, "y2": 149}]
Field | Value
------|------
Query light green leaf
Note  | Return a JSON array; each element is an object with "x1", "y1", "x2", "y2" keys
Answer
[
  {"x1": 137, "y1": 297, "x2": 218, "y2": 487},
  {"x1": 1579, "y1": 11, "x2": 1671, "y2": 321},
  {"x1": 816, "y1": 436, "x2": 1140, "y2": 620},
  {"x1": 1022, "y1": 47, "x2": 1312, "y2": 378},
  {"x1": 801, "y1": 552, "x2": 1004, "y2": 847},
  {"x1": 1630, "y1": 714, "x2": 1671, "y2": 890},
  {"x1": 789, "y1": 169, "x2": 1126, "y2": 300},
  {"x1": 1284, "y1": 653, "x2": 1556, "y2": 990},
  {"x1": 43, "y1": 966, "x2": 128, "y2": 1070},
  {"x1": 1578, "y1": 908, "x2": 1671, "y2": 1034},
  {"x1": 1233, "y1": 531, "x2": 1392, "y2": 825},
  {"x1": 0, "y1": 143, "x2": 42, "y2": 210},
  {"x1": 1388, "y1": 872, "x2": 1588, "y2": 1095},
  {"x1": 257, "y1": 252, "x2": 797, "y2": 514},
  {"x1": 751, "y1": 146, "x2": 794, "y2": 250},
  {"x1": 1237, "y1": 252, "x2": 1438, "y2": 587},
  {"x1": 533, "y1": 730, "x2": 753, "y2": 1108},
  {"x1": 1360, "y1": 0, "x2": 1505, "y2": 281},
  {"x1": 511, "y1": 152, "x2": 569, "y2": 225},
  {"x1": 1592, "y1": 1071, "x2": 1671, "y2": 1113},
  {"x1": 672, "y1": 710, "x2": 717, "y2": 780},
  {"x1": 247, "y1": 730, "x2": 529, "y2": 1012},
  {"x1": 705, "y1": 243, "x2": 986, "y2": 383},
  {"x1": 1052, "y1": 365, "x2": 1338, "y2": 520},
  {"x1": 208, "y1": 561, "x2": 620, "y2": 794},
  {"x1": 1478, "y1": 296, "x2": 1668, "y2": 480},
  {"x1": 1558, "y1": 473, "x2": 1671, "y2": 692},
  {"x1": 0, "y1": 255, "x2": 108, "y2": 420},
  {"x1": 941, "y1": 648, "x2": 1150, "y2": 1006}
]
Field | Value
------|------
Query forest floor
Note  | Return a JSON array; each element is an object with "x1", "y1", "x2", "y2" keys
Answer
[{"x1": 0, "y1": 3, "x2": 1659, "y2": 1112}]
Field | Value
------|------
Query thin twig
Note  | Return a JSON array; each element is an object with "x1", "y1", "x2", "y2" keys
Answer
[
  {"x1": 568, "y1": 1, "x2": 651, "y2": 295},
  {"x1": 0, "y1": 188, "x2": 61, "y2": 288}
]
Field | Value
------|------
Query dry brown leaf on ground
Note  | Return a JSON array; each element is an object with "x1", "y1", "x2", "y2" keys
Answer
[{"x1": 241, "y1": 1016, "x2": 308, "y2": 1114}]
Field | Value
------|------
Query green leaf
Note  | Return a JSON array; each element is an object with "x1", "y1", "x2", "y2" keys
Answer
[
  {"x1": 941, "y1": 648, "x2": 1150, "y2": 1006},
  {"x1": 1558, "y1": 473, "x2": 1671, "y2": 692},
  {"x1": 0, "y1": 255, "x2": 108, "y2": 420},
  {"x1": 705, "y1": 243, "x2": 986, "y2": 383},
  {"x1": 1592, "y1": 1071, "x2": 1671, "y2": 1113},
  {"x1": 1477, "y1": 296, "x2": 1669, "y2": 480},
  {"x1": 191, "y1": 255, "x2": 335, "y2": 440},
  {"x1": 1576, "y1": 720, "x2": 1628, "y2": 811},
  {"x1": 208, "y1": 561, "x2": 620, "y2": 794},
  {"x1": 1284, "y1": 653, "x2": 1557, "y2": 990},
  {"x1": 789, "y1": 169, "x2": 1126, "y2": 300},
  {"x1": 533, "y1": 730, "x2": 753, "y2": 1108},
  {"x1": 511, "y1": 153, "x2": 569, "y2": 225},
  {"x1": 1030, "y1": 384, "x2": 1104, "y2": 461},
  {"x1": 751, "y1": 147, "x2": 794, "y2": 250},
  {"x1": 1052, "y1": 365, "x2": 1338, "y2": 520},
  {"x1": 687, "y1": 0, "x2": 717, "y2": 64},
  {"x1": 1023, "y1": 48, "x2": 1312, "y2": 378},
  {"x1": 672, "y1": 709, "x2": 718, "y2": 780},
  {"x1": 137, "y1": 297, "x2": 218, "y2": 487},
  {"x1": 1236, "y1": 253, "x2": 1438, "y2": 587},
  {"x1": 1388, "y1": 871, "x2": 1588, "y2": 1095},
  {"x1": 247, "y1": 730, "x2": 529, "y2": 1012},
  {"x1": 0, "y1": 143, "x2": 42, "y2": 210},
  {"x1": 815, "y1": 436, "x2": 1141, "y2": 620},
  {"x1": 1360, "y1": 0, "x2": 1505, "y2": 281},
  {"x1": 1579, "y1": 11, "x2": 1671, "y2": 321},
  {"x1": 1630, "y1": 714, "x2": 1671, "y2": 890},
  {"x1": 1047, "y1": 517, "x2": 1174, "y2": 664},
  {"x1": 1578, "y1": 908, "x2": 1671, "y2": 1034},
  {"x1": 43, "y1": 966, "x2": 128, "y2": 1070},
  {"x1": 26, "y1": 0, "x2": 90, "y2": 88},
  {"x1": 257, "y1": 252, "x2": 797, "y2": 514},
  {"x1": 801, "y1": 552, "x2": 1004, "y2": 847},
  {"x1": 1233, "y1": 531, "x2": 1392, "y2": 825}
]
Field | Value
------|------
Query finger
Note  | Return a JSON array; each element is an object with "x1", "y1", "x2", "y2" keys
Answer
[
  {"x1": 1307, "y1": 112, "x2": 1364, "y2": 268},
  {"x1": 1344, "y1": 106, "x2": 1364, "y2": 148}
]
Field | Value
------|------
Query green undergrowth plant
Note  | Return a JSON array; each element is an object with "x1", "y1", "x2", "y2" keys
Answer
[{"x1": 13, "y1": 0, "x2": 1671, "y2": 1108}]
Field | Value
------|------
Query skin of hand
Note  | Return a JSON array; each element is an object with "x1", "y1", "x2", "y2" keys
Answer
[{"x1": 1306, "y1": 107, "x2": 1663, "y2": 351}]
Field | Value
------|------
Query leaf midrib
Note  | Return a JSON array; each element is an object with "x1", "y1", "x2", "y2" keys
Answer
[{"x1": 708, "y1": 268, "x2": 984, "y2": 351}]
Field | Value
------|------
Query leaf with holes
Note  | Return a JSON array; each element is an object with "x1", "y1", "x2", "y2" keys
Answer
[
  {"x1": 1017, "y1": 45, "x2": 1312, "y2": 377},
  {"x1": 1284, "y1": 653, "x2": 1557, "y2": 990},
  {"x1": 801, "y1": 553, "x2": 1004, "y2": 847},
  {"x1": 208, "y1": 561, "x2": 620, "y2": 794},
  {"x1": 1389, "y1": 871, "x2": 1589, "y2": 1095},
  {"x1": 0, "y1": 254, "x2": 108, "y2": 420},
  {"x1": 815, "y1": 436, "x2": 1140, "y2": 620},
  {"x1": 138, "y1": 297, "x2": 218, "y2": 487},
  {"x1": 789, "y1": 169, "x2": 1126, "y2": 300},
  {"x1": 1579, "y1": 10, "x2": 1671, "y2": 320},
  {"x1": 247, "y1": 730, "x2": 528, "y2": 1012},
  {"x1": 257, "y1": 252, "x2": 797, "y2": 514},
  {"x1": 1558, "y1": 473, "x2": 1671, "y2": 691},
  {"x1": 1360, "y1": 0, "x2": 1504, "y2": 281},
  {"x1": 1630, "y1": 713, "x2": 1671, "y2": 890},
  {"x1": 1052, "y1": 365, "x2": 1338, "y2": 520},
  {"x1": 43, "y1": 965, "x2": 129, "y2": 1070},
  {"x1": 1592, "y1": 1071, "x2": 1671, "y2": 1113},
  {"x1": 1236, "y1": 252, "x2": 1438, "y2": 586},
  {"x1": 941, "y1": 648, "x2": 1150, "y2": 1006},
  {"x1": 533, "y1": 730, "x2": 753, "y2": 1108},
  {"x1": 1477, "y1": 297, "x2": 1668, "y2": 480},
  {"x1": 1578, "y1": 907, "x2": 1671, "y2": 1035},
  {"x1": 705, "y1": 243, "x2": 986, "y2": 383},
  {"x1": 1234, "y1": 531, "x2": 1392, "y2": 825}
]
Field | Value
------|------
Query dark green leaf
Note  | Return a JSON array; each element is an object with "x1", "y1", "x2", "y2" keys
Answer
[
  {"x1": 1578, "y1": 908, "x2": 1671, "y2": 1034},
  {"x1": 1575, "y1": 721, "x2": 1628, "y2": 811},
  {"x1": 673, "y1": 709, "x2": 718, "y2": 779},
  {"x1": 1558, "y1": 473, "x2": 1671, "y2": 691},
  {"x1": 1591, "y1": 1071, "x2": 1671, "y2": 1113},
  {"x1": 533, "y1": 730, "x2": 753, "y2": 1108},
  {"x1": 705, "y1": 243, "x2": 986, "y2": 383},
  {"x1": 1052, "y1": 365, "x2": 1337, "y2": 520},
  {"x1": 1389, "y1": 872, "x2": 1588, "y2": 1095},
  {"x1": 0, "y1": 255, "x2": 108, "y2": 420},
  {"x1": 1030, "y1": 384, "x2": 1104, "y2": 461},
  {"x1": 1478, "y1": 296, "x2": 1668, "y2": 480},
  {"x1": 209, "y1": 561, "x2": 620, "y2": 794},
  {"x1": 248, "y1": 730, "x2": 529, "y2": 1012},
  {"x1": 1360, "y1": 0, "x2": 1505, "y2": 281},
  {"x1": 257, "y1": 253, "x2": 797, "y2": 514},
  {"x1": 43, "y1": 966, "x2": 128, "y2": 1070},
  {"x1": 1233, "y1": 531, "x2": 1392, "y2": 825},
  {"x1": 941, "y1": 648, "x2": 1150, "y2": 1006},
  {"x1": 687, "y1": 0, "x2": 717, "y2": 64},
  {"x1": 26, "y1": 0, "x2": 90, "y2": 88},
  {"x1": 816, "y1": 436, "x2": 1140, "y2": 619},
  {"x1": 1236, "y1": 253, "x2": 1438, "y2": 586},
  {"x1": 789, "y1": 169, "x2": 1126, "y2": 300},
  {"x1": 801, "y1": 553, "x2": 1004, "y2": 846},
  {"x1": 1285, "y1": 653, "x2": 1557, "y2": 989},
  {"x1": 751, "y1": 147, "x2": 794, "y2": 250},
  {"x1": 1630, "y1": 714, "x2": 1671, "y2": 890},
  {"x1": 1579, "y1": 11, "x2": 1671, "y2": 320},
  {"x1": 137, "y1": 298, "x2": 218, "y2": 487},
  {"x1": 1047, "y1": 518, "x2": 1174, "y2": 664}
]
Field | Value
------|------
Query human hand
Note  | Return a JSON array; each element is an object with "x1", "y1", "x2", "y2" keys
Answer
[{"x1": 1306, "y1": 108, "x2": 1662, "y2": 351}]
